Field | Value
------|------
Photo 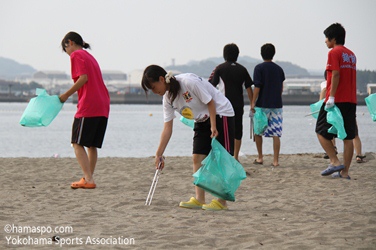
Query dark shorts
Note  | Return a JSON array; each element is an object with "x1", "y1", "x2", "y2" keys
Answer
[
  {"x1": 193, "y1": 115, "x2": 235, "y2": 156},
  {"x1": 71, "y1": 117, "x2": 108, "y2": 148},
  {"x1": 315, "y1": 103, "x2": 356, "y2": 140},
  {"x1": 233, "y1": 107, "x2": 244, "y2": 140}
]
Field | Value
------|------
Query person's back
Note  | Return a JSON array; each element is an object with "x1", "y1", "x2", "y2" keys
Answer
[
  {"x1": 209, "y1": 61, "x2": 252, "y2": 108},
  {"x1": 71, "y1": 49, "x2": 110, "y2": 118},
  {"x1": 208, "y1": 43, "x2": 253, "y2": 161},
  {"x1": 253, "y1": 61, "x2": 284, "y2": 108},
  {"x1": 251, "y1": 43, "x2": 285, "y2": 167}
]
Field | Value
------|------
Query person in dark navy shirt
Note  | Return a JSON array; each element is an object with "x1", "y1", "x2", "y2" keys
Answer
[
  {"x1": 251, "y1": 43, "x2": 285, "y2": 167},
  {"x1": 209, "y1": 43, "x2": 253, "y2": 161}
]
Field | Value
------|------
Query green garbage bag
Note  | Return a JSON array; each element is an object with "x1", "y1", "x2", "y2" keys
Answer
[
  {"x1": 193, "y1": 138, "x2": 247, "y2": 201},
  {"x1": 309, "y1": 99, "x2": 324, "y2": 119},
  {"x1": 180, "y1": 116, "x2": 194, "y2": 129},
  {"x1": 253, "y1": 107, "x2": 268, "y2": 135},
  {"x1": 325, "y1": 105, "x2": 347, "y2": 140},
  {"x1": 365, "y1": 93, "x2": 376, "y2": 122},
  {"x1": 19, "y1": 88, "x2": 63, "y2": 127}
]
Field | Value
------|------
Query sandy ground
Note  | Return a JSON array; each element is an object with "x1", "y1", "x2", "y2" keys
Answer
[{"x1": 1, "y1": 152, "x2": 375, "y2": 249}]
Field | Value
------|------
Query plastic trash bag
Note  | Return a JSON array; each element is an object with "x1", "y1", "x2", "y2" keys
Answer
[
  {"x1": 309, "y1": 99, "x2": 324, "y2": 119},
  {"x1": 19, "y1": 88, "x2": 63, "y2": 127},
  {"x1": 325, "y1": 105, "x2": 347, "y2": 140},
  {"x1": 180, "y1": 116, "x2": 194, "y2": 129},
  {"x1": 193, "y1": 138, "x2": 247, "y2": 201},
  {"x1": 365, "y1": 93, "x2": 376, "y2": 122},
  {"x1": 253, "y1": 107, "x2": 268, "y2": 135}
]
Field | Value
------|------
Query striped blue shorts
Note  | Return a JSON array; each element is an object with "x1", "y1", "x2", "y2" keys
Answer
[{"x1": 260, "y1": 108, "x2": 283, "y2": 137}]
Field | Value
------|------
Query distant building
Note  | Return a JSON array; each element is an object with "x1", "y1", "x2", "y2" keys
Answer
[
  {"x1": 367, "y1": 83, "x2": 376, "y2": 95},
  {"x1": 283, "y1": 77, "x2": 323, "y2": 95},
  {"x1": 30, "y1": 70, "x2": 71, "y2": 88},
  {"x1": 102, "y1": 70, "x2": 127, "y2": 82},
  {"x1": 23, "y1": 70, "x2": 129, "y2": 91}
]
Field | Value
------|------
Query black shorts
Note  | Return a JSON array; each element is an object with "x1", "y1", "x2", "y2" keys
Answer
[
  {"x1": 192, "y1": 116, "x2": 235, "y2": 156},
  {"x1": 71, "y1": 117, "x2": 108, "y2": 148},
  {"x1": 233, "y1": 107, "x2": 244, "y2": 140},
  {"x1": 315, "y1": 103, "x2": 356, "y2": 140}
]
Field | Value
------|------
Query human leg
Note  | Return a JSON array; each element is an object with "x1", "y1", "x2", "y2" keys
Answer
[
  {"x1": 340, "y1": 139, "x2": 353, "y2": 177},
  {"x1": 337, "y1": 103, "x2": 356, "y2": 172},
  {"x1": 317, "y1": 134, "x2": 341, "y2": 166},
  {"x1": 353, "y1": 135, "x2": 362, "y2": 155},
  {"x1": 254, "y1": 134, "x2": 263, "y2": 163},
  {"x1": 316, "y1": 105, "x2": 341, "y2": 167},
  {"x1": 234, "y1": 139, "x2": 241, "y2": 161},
  {"x1": 353, "y1": 124, "x2": 366, "y2": 163},
  {"x1": 180, "y1": 121, "x2": 212, "y2": 209},
  {"x1": 87, "y1": 147, "x2": 98, "y2": 175},
  {"x1": 192, "y1": 154, "x2": 207, "y2": 204},
  {"x1": 233, "y1": 107, "x2": 244, "y2": 161},
  {"x1": 72, "y1": 143, "x2": 95, "y2": 184},
  {"x1": 263, "y1": 108, "x2": 283, "y2": 166},
  {"x1": 272, "y1": 136, "x2": 280, "y2": 167},
  {"x1": 179, "y1": 154, "x2": 207, "y2": 209},
  {"x1": 212, "y1": 116, "x2": 235, "y2": 207}
]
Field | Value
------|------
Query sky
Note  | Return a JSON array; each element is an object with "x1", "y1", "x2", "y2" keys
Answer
[{"x1": 1, "y1": 0, "x2": 375, "y2": 76}]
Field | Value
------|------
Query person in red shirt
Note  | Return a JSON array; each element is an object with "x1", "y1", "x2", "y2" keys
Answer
[
  {"x1": 59, "y1": 32, "x2": 110, "y2": 189},
  {"x1": 315, "y1": 23, "x2": 357, "y2": 180}
]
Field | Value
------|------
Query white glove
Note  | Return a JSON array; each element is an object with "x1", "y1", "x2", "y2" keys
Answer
[
  {"x1": 325, "y1": 96, "x2": 335, "y2": 109},
  {"x1": 249, "y1": 109, "x2": 254, "y2": 118}
]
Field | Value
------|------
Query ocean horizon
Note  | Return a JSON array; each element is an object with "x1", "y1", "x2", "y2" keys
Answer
[{"x1": 0, "y1": 103, "x2": 374, "y2": 158}]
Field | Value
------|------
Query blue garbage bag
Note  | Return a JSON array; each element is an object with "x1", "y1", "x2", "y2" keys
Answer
[
  {"x1": 365, "y1": 93, "x2": 376, "y2": 122},
  {"x1": 253, "y1": 107, "x2": 268, "y2": 135},
  {"x1": 309, "y1": 99, "x2": 324, "y2": 119},
  {"x1": 325, "y1": 105, "x2": 347, "y2": 140},
  {"x1": 19, "y1": 88, "x2": 63, "y2": 127},
  {"x1": 180, "y1": 116, "x2": 194, "y2": 129},
  {"x1": 193, "y1": 138, "x2": 247, "y2": 201}
]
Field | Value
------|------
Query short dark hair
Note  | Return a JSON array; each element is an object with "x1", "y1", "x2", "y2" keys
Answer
[
  {"x1": 223, "y1": 43, "x2": 239, "y2": 62},
  {"x1": 261, "y1": 43, "x2": 275, "y2": 60},
  {"x1": 61, "y1": 31, "x2": 90, "y2": 52},
  {"x1": 324, "y1": 23, "x2": 346, "y2": 45}
]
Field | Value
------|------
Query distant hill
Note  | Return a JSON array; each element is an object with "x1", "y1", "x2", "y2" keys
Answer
[
  {"x1": 166, "y1": 55, "x2": 310, "y2": 78},
  {"x1": 0, "y1": 57, "x2": 36, "y2": 80}
]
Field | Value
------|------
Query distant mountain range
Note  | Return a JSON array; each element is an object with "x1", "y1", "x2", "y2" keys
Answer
[
  {"x1": 0, "y1": 57, "x2": 37, "y2": 80},
  {"x1": 2, "y1": 56, "x2": 375, "y2": 94},
  {"x1": 0, "y1": 55, "x2": 313, "y2": 81},
  {"x1": 166, "y1": 55, "x2": 311, "y2": 78}
]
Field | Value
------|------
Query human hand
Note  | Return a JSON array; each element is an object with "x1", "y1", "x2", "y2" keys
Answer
[
  {"x1": 249, "y1": 109, "x2": 254, "y2": 118},
  {"x1": 59, "y1": 94, "x2": 68, "y2": 103},
  {"x1": 155, "y1": 156, "x2": 165, "y2": 170},
  {"x1": 325, "y1": 96, "x2": 335, "y2": 109},
  {"x1": 210, "y1": 127, "x2": 218, "y2": 138}
]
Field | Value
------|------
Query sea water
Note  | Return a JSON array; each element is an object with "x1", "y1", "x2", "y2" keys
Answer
[{"x1": 0, "y1": 103, "x2": 374, "y2": 158}]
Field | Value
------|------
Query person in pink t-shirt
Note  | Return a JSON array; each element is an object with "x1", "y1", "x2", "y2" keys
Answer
[{"x1": 59, "y1": 31, "x2": 110, "y2": 189}]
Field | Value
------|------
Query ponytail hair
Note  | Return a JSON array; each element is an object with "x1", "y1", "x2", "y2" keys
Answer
[
  {"x1": 141, "y1": 65, "x2": 180, "y2": 103},
  {"x1": 61, "y1": 31, "x2": 91, "y2": 52}
]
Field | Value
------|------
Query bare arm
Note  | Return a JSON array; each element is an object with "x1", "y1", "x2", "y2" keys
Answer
[
  {"x1": 207, "y1": 99, "x2": 218, "y2": 138},
  {"x1": 251, "y1": 87, "x2": 260, "y2": 111},
  {"x1": 246, "y1": 87, "x2": 253, "y2": 111},
  {"x1": 155, "y1": 119, "x2": 173, "y2": 169},
  {"x1": 319, "y1": 88, "x2": 326, "y2": 100},
  {"x1": 59, "y1": 74, "x2": 88, "y2": 103},
  {"x1": 330, "y1": 70, "x2": 340, "y2": 98}
]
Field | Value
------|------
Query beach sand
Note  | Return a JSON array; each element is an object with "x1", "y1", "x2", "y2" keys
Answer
[{"x1": 1, "y1": 153, "x2": 375, "y2": 249}]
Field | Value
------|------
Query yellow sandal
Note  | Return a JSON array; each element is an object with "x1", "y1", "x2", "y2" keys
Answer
[
  {"x1": 202, "y1": 199, "x2": 228, "y2": 211},
  {"x1": 179, "y1": 197, "x2": 203, "y2": 209}
]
